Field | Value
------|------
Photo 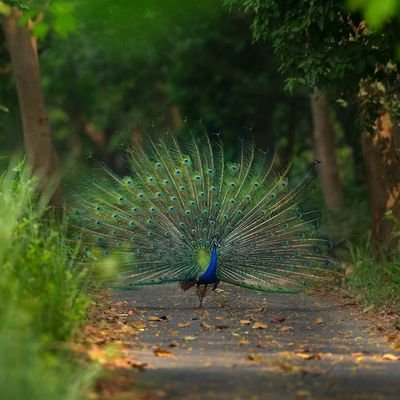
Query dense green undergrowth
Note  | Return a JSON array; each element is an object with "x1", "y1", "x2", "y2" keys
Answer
[{"x1": 0, "y1": 163, "x2": 96, "y2": 400}]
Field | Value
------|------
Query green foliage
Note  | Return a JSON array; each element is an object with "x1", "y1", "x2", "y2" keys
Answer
[
  {"x1": 348, "y1": 0, "x2": 400, "y2": 29},
  {"x1": 0, "y1": 162, "x2": 96, "y2": 399},
  {"x1": 347, "y1": 239, "x2": 400, "y2": 311},
  {"x1": 224, "y1": 0, "x2": 400, "y2": 130}
]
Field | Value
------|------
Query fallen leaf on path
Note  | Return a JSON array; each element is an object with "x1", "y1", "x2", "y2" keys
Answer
[
  {"x1": 382, "y1": 353, "x2": 400, "y2": 361},
  {"x1": 252, "y1": 322, "x2": 268, "y2": 329},
  {"x1": 314, "y1": 317, "x2": 324, "y2": 325},
  {"x1": 169, "y1": 342, "x2": 179, "y2": 348},
  {"x1": 153, "y1": 348, "x2": 175, "y2": 358},
  {"x1": 131, "y1": 320, "x2": 146, "y2": 330},
  {"x1": 279, "y1": 326, "x2": 294, "y2": 332},
  {"x1": 270, "y1": 316, "x2": 286, "y2": 323},
  {"x1": 296, "y1": 353, "x2": 321, "y2": 360},
  {"x1": 129, "y1": 361, "x2": 148, "y2": 371},
  {"x1": 201, "y1": 321, "x2": 214, "y2": 329},
  {"x1": 183, "y1": 336, "x2": 197, "y2": 342},
  {"x1": 215, "y1": 324, "x2": 229, "y2": 329},
  {"x1": 177, "y1": 322, "x2": 191, "y2": 328},
  {"x1": 247, "y1": 353, "x2": 262, "y2": 362},
  {"x1": 240, "y1": 320, "x2": 251, "y2": 325},
  {"x1": 148, "y1": 315, "x2": 168, "y2": 322},
  {"x1": 239, "y1": 338, "x2": 249, "y2": 345}
]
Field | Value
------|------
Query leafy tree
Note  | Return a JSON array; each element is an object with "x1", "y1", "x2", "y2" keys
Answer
[{"x1": 225, "y1": 0, "x2": 400, "y2": 251}]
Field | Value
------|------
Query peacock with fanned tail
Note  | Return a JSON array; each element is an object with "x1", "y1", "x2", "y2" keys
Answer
[{"x1": 69, "y1": 134, "x2": 333, "y2": 306}]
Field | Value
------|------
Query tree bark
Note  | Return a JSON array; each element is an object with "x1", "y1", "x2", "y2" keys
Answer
[
  {"x1": 1, "y1": 7, "x2": 61, "y2": 204},
  {"x1": 361, "y1": 110, "x2": 400, "y2": 252},
  {"x1": 310, "y1": 88, "x2": 344, "y2": 211}
]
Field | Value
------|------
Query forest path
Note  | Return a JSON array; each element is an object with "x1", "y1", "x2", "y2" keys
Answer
[{"x1": 97, "y1": 284, "x2": 400, "y2": 400}]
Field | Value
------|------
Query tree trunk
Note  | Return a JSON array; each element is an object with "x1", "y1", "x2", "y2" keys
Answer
[
  {"x1": 310, "y1": 88, "x2": 344, "y2": 211},
  {"x1": 1, "y1": 8, "x2": 61, "y2": 204},
  {"x1": 361, "y1": 110, "x2": 400, "y2": 252}
]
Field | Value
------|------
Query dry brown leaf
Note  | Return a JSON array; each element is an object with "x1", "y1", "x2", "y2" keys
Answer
[
  {"x1": 177, "y1": 322, "x2": 191, "y2": 328},
  {"x1": 239, "y1": 338, "x2": 249, "y2": 345},
  {"x1": 169, "y1": 341, "x2": 179, "y2": 348},
  {"x1": 129, "y1": 361, "x2": 148, "y2": 371},
  {"x1": 314, "y1": 317, "x2": 324, "y2": 325},
  {"x1": 131, "y1": 320, "x2": 146, "y2": 330},
  {"x1": 215, "y1": 324, "x2": 229, "y2": 329},
  {"x1": 296, "y1": 352, "x2": 321, "y2": 360},
  {"x1": 153, "y1": 348, "x2": 175, "y2": 358},
  {"x1": 201, "y1": 322, "x2": 214, "y2": 329},
  {"x1": 240, "y1": 320, "x2": 251, "y2": 325},
  {"x1": 148, "y1": 316, "x2": 162, "y2": 321},
  {"x1": 270, "y1": 316, "x2": 286, "y2": 323},
  {"x1": 247, "y1": 353, "x2": 262, "y2": 362},
  {"x1": 279, "y1": 326, "x2": 294, "y2": 332},
  {"x1": 382, "y1": 353, "x2": 400, "y2": 361},
  {"x1": 252, "y1": 322, "x2": 268, "y2": 330}
]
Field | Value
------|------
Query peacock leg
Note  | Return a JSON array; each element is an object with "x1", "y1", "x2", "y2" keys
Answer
[
  {"x1": 212, "y1": 280, "x2": 220, "y2": 291},
  {"x1": 197, "y1": 284, "x2": 208, "y2": 308}
]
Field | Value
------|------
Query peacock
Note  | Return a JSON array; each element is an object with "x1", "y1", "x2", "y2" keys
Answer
[{"x1": 69, "y1": 134, "x2": 333, "y2": 306}]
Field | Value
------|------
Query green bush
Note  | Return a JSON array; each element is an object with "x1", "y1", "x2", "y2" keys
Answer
[{"x1": 0, "y1": 162, "x2": 96, "y2": 400}]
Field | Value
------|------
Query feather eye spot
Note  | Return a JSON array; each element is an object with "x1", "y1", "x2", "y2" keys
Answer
[
  {"x1": 171, "y1": 196, "x2": 177, "y2": 202},
  {"x1": 191, "y1": 229, "x2": 197, "y2": 235},
  {"x1": 148, "y1": 177, "x2": 155, "y2": 183},
  {"x1": 208, "y1": 168, "x2": 214, "y2": 175},
  {"x1": 229, "y1": 182, "x2": 236, "y2": 188},
  {"x1": 237, "y1": 210, "x2": 242, "y2": 216},
  {"x1": 96, "y1": 206, "x2": 102, "y2": 211},
  {"x1": 179, "y1": 222, "x2": 185, "y2": 229},
  {"x1": 175, "y1": 169, "x2": 182, "y2": 175},
  {"x1": 223, "y1": 215, "x2": 228, "y2": 220},
  {"x1": 113, "y1": 213, "x2": 120, "y2": 219},
  {"x1": 211, "y1": 186, "x2": 217, "y2": 192},
  {"x1": 203, "y1": 209, "x2": 208, "y2": 215},
  {"x1": 282, "y1": 223, "x2": 289, "y2": 229},
  {"x1": 194, "y1": 175, "x2": 201, "y2": 181},
  {"x1": 96, "y1": 220, "x2": 102, "y2": 226},
  {"x1": 149, "y1": 207, "x2": 156, "y2": 213},
  {"x1": 76, "y1": 235, "x2": 82, "y2": 240},
  {"x1": 155, "y1": 162, "x2": 162, "y2": 169},
  {"x1": 214, "y1": 202, "x2": 220, "y2": 208},
  {"x1": 203, "y1": 228, "x2": 208, "y2": 234},
  {"x1": 209, "y1": 220, "x2": 215, "y2": 225},
  {"x1": 190, "y1": 201, "x2": 196, "y2": 207},
  {"x1": 180, "y1": 186, "x2": 186, "y2": 192},
  {"x1": 200, "y1": 192, "x2": 205, "y2": 197},
  {"x1": 132, "y1": 207, "x2": 139, "y2": 213},
  {"x1": 156, "y1": 192, "x2": 163, "y2": 198},
  {"x1": 180, "y1": 234, "x2": 185, "y2": 240},
  {"x1": 147, "y1": 219, "x2": 153, "y2": 225},
  {"x1": 253, "y1": 182, "x2": 260, "y2": 188},
  {"x1": 119, "y1": 197, "x2": 124, "y2": 202},
  {"x1": 245, "y1": 195, "x2": 251, "y2": 201},
  {"x1": 138, "y1": 193, "x2": 145, "y2": 199},
  {"x1": 185, "y1": 210, "x2": 191, "y2": 215},
  {"x1": 183, "y1": 157, "x2": 190, "y2": 164},
  {"x1": 169, "y1": 206, "x2": 175, "y2": 212},
  {"x1": 129, "y1": 220, "x2": 135, "y2": 226},
  {"x1": 163, "y1": 179, "x2": 170, "y2": 185},
  {"x1": 197, "y1": 218, "x2": 204, "y2": 224},
  {"x1": 269, "y1": 192, "x2": 276, "y2": 200},
  {"x1": 229, "y1": 199, "x2": 236, "y2": 205}
]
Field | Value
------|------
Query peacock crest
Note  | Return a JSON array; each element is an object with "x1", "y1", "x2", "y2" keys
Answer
[{"x1": 69, "y1": 134, "x2": 333, "y2": 300}]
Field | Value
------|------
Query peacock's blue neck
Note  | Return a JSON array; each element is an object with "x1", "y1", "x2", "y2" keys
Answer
[{"x1": 198, "y1": 244, "x2": 218, "y2": 284}]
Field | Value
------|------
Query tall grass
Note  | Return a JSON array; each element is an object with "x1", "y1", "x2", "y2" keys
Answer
[{"x1": 0, "y1": 162, "x2": 96, "y2": 399}]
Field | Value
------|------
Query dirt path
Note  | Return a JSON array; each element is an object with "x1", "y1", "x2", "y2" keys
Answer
[{"x1": 93, "y1": 284, "x2": 400, "y2": 400}]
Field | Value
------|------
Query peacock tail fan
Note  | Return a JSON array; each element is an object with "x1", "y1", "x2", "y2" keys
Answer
[{"x1": 68, "y1": 133, "x2": 335, "y2": 293}]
